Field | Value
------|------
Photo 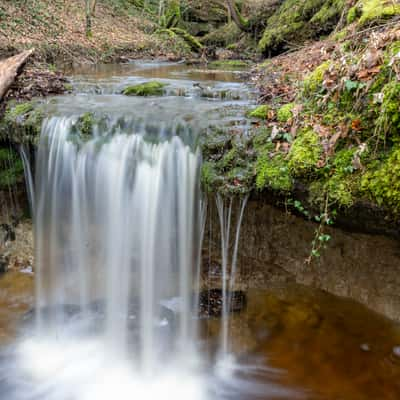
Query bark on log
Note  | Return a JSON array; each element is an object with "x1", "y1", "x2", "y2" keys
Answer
[{"x1": 0, "y1": 49, "x2": 34, "y2": 102}]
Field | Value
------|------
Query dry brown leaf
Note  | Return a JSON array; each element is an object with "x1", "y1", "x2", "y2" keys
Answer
[{"x1": 351, "y1": 119, "x2": 363, "y2": 131}]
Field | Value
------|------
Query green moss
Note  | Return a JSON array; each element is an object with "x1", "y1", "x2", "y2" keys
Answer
[
  {"x1": 0, "y1": 148, "x2": 24, "y2": 189},
  {"x1": 258, "y1": 0, "x2": 343, "y2": 54},
  {"x1": 5, "y1": 102, "x2": 34, "y2": 120},
  {"x1": 122, "y1": 81, "x2": 168, "y2": 96},
  {"x1": 256, "y1": 149, "x2": 293, "y2": 192},
  {"x1": 329, "y1": 148, "x2": 360, "y2": 206},
  {"x1": 160, "y1": 0, "x2": 181, "y2": 28},
  {"x1": 359, "y1": 0, "x2": 400, "y2": 25},
  {"x1": 208, "y1": 60, "x2": 250, "y2": 70},
  {"x1": 200, "y1": 129, "x2": 257, "y2": 195},
  {"x1": 378, "y1": 81, "x2": 400, "y2": 139},
  {"x1": 332, "y1": 148, "x2": 356, "y2": 171},
  {"x1": 333, "y1": 28, "x2": 348, "y2": 41},
  {"x1": 303, "y1": 61, "x2": 331, "y2": 94},
  {"x1": 76, "y1": 112, "x2": 95, "y2": 137},
  {"x1": 201, "y1": 161, "x2": 219, "y2": 193},
  {"x1": 64, "y1": 83, "x2": 73, "y2": 92},
  {"x1": 2, "y1": 101, "x2": 43, "y2": 144},
  {"x1": 310, "y1": 0, "x2": 345, "y2": 25},
  {"x1": 277, "y1": 103, "x2": 295, "y2": 122},
  {"x1": 308, "y1": 148, "x2": 361, "y2": 208},
  {"x1": 346, "y1": 5, "x2": 361, "y2": 23},
  {"x1": 247, "y1": 105, "x2": 269, "y2": 119},
  {"x1": 169, "y1": 27, "x2": 203, "y2": 52},
  {"x1": 361, "y1": 147, "x2": 400, "y2": 212},
  {"x1": 288, "y1": 129, "x2": 322, "y2": 177}
]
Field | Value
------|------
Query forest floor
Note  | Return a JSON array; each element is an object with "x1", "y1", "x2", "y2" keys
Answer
[{"x1": 0, "y1": 0, "x2": 186, "y2": 64}]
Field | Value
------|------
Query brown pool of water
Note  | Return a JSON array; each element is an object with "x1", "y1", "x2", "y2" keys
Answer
[
  {"x1": 65, "y1": 61, "x2": 248, "y2": 83},
  {"x1": 1, "y1": 269, "x2": 399, "y2": 399},
  {"x1": 201, "y1": 284, "x2": 400, "y2": 400},
  {"x1": 0, "y1": 270, "x2": 33, "y2": 344}
]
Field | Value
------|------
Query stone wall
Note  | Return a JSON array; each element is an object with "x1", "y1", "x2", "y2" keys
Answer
[{"x1": 204, "y1": 197, "x2": 400, "y2": 321}]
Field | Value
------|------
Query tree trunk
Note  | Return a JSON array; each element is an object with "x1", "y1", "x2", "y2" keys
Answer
[
  {"x1": 85, "y1": 0, "x2": 92, "y2": 38},
  {"x1": 225, "y1": 0, "x2": 249, "y2": 31},
  {"x1": 0, "y1": 49, "x2": 34, "y2": 102},
  {"x1": 91, "y1": 0, "x2": 97, "y2": 15}
]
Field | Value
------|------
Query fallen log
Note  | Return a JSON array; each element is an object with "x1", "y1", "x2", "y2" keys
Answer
[{"x1": 0, "y1": 49, "x2": 34, "y2": 102}]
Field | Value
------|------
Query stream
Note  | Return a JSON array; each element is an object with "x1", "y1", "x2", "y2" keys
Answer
[{"x1": 0, "y1": 61, "x2": 399, "y2": 400}]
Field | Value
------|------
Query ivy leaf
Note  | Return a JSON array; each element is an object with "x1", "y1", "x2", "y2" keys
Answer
[{"x1": 345, "y1": 79, "x2": 360, "y2": 91}]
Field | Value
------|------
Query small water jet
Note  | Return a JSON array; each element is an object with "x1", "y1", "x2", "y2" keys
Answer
[{"x1": 215, "y1": 194, "x2": 248, "y2": 356}]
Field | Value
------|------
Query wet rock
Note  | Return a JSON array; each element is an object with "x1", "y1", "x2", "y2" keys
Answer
[
  {"x1": 360, "y1": 343, "x2": 371, "y2": 352},
  {"x1": 0, "y1": 223, "x2": 16, "y2": 243},
  {"x1": 199, "y1": 288, "x2": 247, "y2": 317},
  {"x1": 0, "y1": 255, "x2": 9, "y2": 274},
  {"x1": 392, "y1": 346, "x2": 400, "y2": 358}
]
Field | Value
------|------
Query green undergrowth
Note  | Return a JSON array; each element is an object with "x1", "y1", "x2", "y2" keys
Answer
[
  {"x1": 0, "y1": 147, "x2": 24, "y2": 189},
  {"x1": 251, "y1": 21, "x2": 400, "y2": 216},
  {"x1": 0, "y1": 101, "x2": 43, "y2": 144},
  {"x1": 257, "y1": 0, "x2": 400, "y2": 56},
  {"x1": 199, "y1": 18, "x2": 400, "y2": 219},
  {"x1": 258, "y1": 0, "x2": 345, "y2": 55}
]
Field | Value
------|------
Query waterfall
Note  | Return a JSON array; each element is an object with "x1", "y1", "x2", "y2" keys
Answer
[
  {"x1": 215, "y1": 194, "x2": 248, "y2": 357},
  {"x1": 18, "y1": 144, "x2": 35, "y2": 217},
  {"x1": 30, "y1": 115, "x2": 204, "y2": 393}
]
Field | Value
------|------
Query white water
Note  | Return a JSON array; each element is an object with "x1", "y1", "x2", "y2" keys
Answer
[{"x1": 15, "y1": 115, "x2": 205, "y2": 399}]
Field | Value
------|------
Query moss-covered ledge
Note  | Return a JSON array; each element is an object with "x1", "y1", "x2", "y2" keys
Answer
[
  {"x1": 0, "y1": 100, "x2": 44, "y2": 144},
  {"x1": 200, "y1": 21, "x2": 400, "y2": 240}
]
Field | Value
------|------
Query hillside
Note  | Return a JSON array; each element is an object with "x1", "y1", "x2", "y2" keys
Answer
[{"x1": 0, "y1": 0, "x2": 192, "y2": 63}]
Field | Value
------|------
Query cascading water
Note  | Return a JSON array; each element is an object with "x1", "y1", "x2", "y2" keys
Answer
[
  {"x1": 0, "y1": 63, "x2": 302, "y2": 400},
  {"x1": 9, "y1": 115, "x2": 206, "y2": 400}
]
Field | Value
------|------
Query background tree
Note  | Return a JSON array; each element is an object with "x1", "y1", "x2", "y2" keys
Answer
[{"x1": 85, "y1": 0, "x2": 97, "y2": 38}]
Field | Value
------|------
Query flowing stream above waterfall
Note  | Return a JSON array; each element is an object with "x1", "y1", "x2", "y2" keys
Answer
[{"x1": 1, "y1": 61, "x2": 400, "y2": 400}]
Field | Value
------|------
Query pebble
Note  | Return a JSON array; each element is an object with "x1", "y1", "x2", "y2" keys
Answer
[
  {"x1": 392, "y1": 346, "x2": 400, "y2": 357},
  {"x1": 360, "y1": 343, "x2": 370, "y2": 352}
]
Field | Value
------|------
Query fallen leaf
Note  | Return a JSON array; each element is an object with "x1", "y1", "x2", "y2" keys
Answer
[{"x1": 351, "y1": 119, "x2": 362, "y2": 131}]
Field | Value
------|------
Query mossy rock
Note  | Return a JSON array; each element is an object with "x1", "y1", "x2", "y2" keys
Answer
[
  {"x1": 1, "y1": 101, "x2": 43, "y2": 144},
  {"x1": 200, "y1": 129, "x2": 256, "y2": 195},
  {"x1": 358, "y1": 0, "x2": 400, "y2": 25},
  {"x1": 72, "y1": 112, "x2": 96, "y2": 139},
  {"x1": 247, "y1": 105, "x2": 269, "y2": 119},
  {"x1": 122, "y1": 81, "x2": 168, "y2": 96},
  {"x1": 258, "y1": 0, "x2": 345, "y2": 55}
]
